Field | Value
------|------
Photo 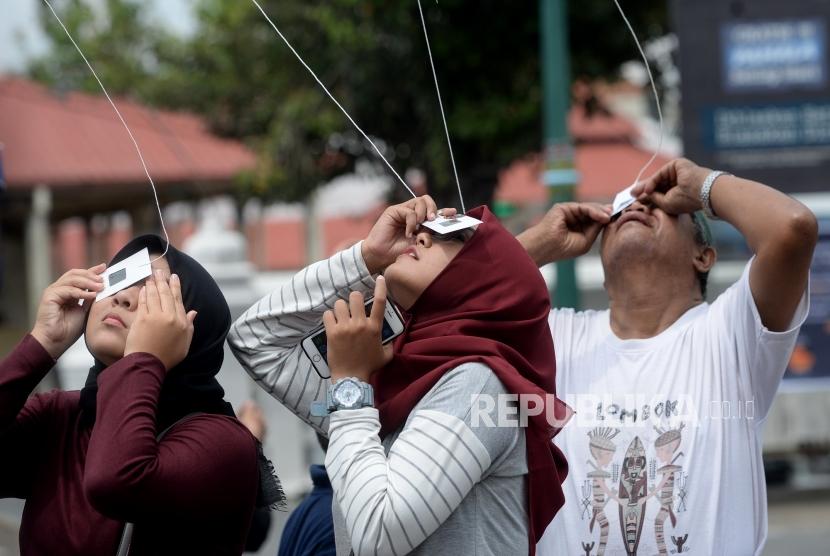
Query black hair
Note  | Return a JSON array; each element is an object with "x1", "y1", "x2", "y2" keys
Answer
[{"x1": 691, "y1": 214, "x2": 710, "y2": 299}]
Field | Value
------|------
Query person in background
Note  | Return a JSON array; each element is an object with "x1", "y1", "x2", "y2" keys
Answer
[
  {"x1": 517, "y1": 159, "x2": 816, "y2": 555},
  {"x1": 278, "y1": 433, "x2": 336, "y2": 556},
  {"x1": 238, "y1": 400, "x2": 274, "y2": 553}
]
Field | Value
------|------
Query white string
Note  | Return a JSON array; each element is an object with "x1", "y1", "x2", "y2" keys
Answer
[
  {"x1": 41, "y1": 0, "x2": 170, "y2": 264},
  {"x1": 249, "y1": 0, "x2": 416, "y2": 199},
  {"x1": 416, "y1": 0, "x2": 465, "y2": 213},
  {"x1": 612, "y1": 0, "x2": 664, "y2": 187}
]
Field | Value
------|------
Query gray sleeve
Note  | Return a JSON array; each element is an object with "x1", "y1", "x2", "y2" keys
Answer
[
  {"x1": 405, "y1": 362, "x2": 523, "y2": 474},
  {"x1": 227, "y1": 242, "x2": 375, "y2": 434},
  {"x1": 325, "y1": 362, "x2": 523, "y2": 556}
]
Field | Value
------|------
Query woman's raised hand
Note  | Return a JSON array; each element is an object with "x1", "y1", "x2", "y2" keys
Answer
[
  {"x1": 124, "y1": 270, "x2": 197, "y2": 371},
  {"x1": 630, "y1": 158, "x2": 711, "y2": 216},
  {"x1": 31, "y1": 264, "x2": 106, "y2": 359},
  {"x1": 362, "y1": 196, "x2": 456, "y2": 274},
  {"x1": 323, "y1": 277, "x2": 393, "y2": 382}
]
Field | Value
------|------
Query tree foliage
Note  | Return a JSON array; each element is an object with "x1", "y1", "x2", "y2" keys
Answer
[
  {"x1": 30, "y1": 0, "x2": 169, "y2": 97},
  {"x1": 29, "y1": 0, "x2": 667, "y2": 206},
  {"x1": 570, "y1": 0, "x2": 668, "y2": 79}
]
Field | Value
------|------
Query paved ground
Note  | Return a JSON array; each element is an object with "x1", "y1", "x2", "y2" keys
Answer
[
  {"x1": 2, "y1": 491, "x2": 828, "y2": 554},
  {"x1": 764, "y1": 488, "x2": 830, "y2": 555},
  {"x1": 0, "y1": 497, "x2": 291, "y2": 556},
  {"x1": 0, "y1": 499, "x2": 21, "y2": 556}
]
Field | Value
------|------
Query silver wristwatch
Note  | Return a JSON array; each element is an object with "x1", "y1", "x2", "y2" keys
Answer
[
  {"x1": 311, "y1": 377, "x2": 374, "y2": 417},
  {"x1": 700, "y1": 170, "x2": 731, "y2": 220}
]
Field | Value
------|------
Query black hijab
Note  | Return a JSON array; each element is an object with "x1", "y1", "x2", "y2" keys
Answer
[
  {"x1": 78, "y1": 234, "x2": 284, "y2": 509},
  {"x1": 79, "y1": 234, "x2": 234, "y2": 429}
]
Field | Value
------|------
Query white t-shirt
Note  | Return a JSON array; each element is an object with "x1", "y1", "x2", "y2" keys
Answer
[{"x1": 538, "y1": 259, "x2": 808, "y2": 556}]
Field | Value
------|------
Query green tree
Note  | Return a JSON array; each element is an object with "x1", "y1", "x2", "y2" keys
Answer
[
  {"x1": 162, "y1": 0, "x2": 548, "y2": 206},
  {"x1": 570, "y1": 0, "x2": 668, "y2": 79},
  {"x1": 29, "y1": 0, "x2": 668, "y2": 206},
  {"x1": 30, "y1": 0, "x2": 173, "y2": 98}
]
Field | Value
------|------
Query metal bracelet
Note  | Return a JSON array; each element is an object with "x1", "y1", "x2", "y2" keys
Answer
[{"x1": 700, "y1": 171, "x2": 731, "y2": 220}]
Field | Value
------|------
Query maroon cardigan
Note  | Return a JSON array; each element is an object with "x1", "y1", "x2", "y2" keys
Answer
[{"x1": 0, "y1": 335, "x2": 259, "y2": 555}]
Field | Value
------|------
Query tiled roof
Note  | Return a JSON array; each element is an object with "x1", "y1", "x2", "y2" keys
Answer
[
  {"x1": 0, "y1": 77, "x2": 255, "y2": 188},
  {"x1": 495, "y1": 106, "x2": 671, "y2": 204}
]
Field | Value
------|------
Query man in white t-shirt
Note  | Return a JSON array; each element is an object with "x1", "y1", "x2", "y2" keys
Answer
[{"x1": 517, "y1": 158, "x2": 817, "y2": 556}]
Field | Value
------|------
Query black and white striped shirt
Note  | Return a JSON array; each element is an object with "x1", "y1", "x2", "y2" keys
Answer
[{"x1": 228, "y1": 243, "x2": 529, "y2": 555}]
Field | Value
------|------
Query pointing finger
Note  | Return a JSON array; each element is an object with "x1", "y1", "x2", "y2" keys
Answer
[
  {"x1": 413, "y1": 197, "x2": 428, "y2": 227},
  {"x1": 404, "y1": 208, "x2": 417, "y2": 238},
  {"x1": 154, "y1": 269, "x2": 173, "y2": 312},
  {"x1": 145, "y1": 279, "x2": 161, "y2": 313},
  {"x1": 138, "y1": 285, "x2": 148, "y2": 314},
  {"x1": 170, "y1": 274, "x2": 186, "y2": 320},
  {"x1": 369, "y1": 276, "x2": 387, "y2": 328},
  {"x1": 421, "y1": 195, "x2": 438, "y2": 220},
  {"x1": 54, "y1": 286, "x2": 98, "y2": 303},
  {"x1": 585, "y1": 204, "x2": 611, "y2": 224},
  {"x1": 333, "y1": 298, "x2": 350, "y2": 323},
  {"x1": 322, "y1": 310, "x2": 336, "y2": 334},
  {"x1": 349, "y1": 291, "x2": 365, "y2": 322}
]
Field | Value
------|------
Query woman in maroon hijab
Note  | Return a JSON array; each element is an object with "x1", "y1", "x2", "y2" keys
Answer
[{"x1": 230, "y1": 196, "x2": 570, "y2": 556}]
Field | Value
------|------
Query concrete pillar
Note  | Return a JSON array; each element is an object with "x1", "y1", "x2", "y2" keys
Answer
[
  {"x1": 89, "y1": 214, "x2": 109, "y2": 266},
  {"x1": 107, "y1": 211, "x2": 133, "y2": 260},
  {"x1": 25, "y1": 185, "x2": 52, "y2": 327},
  {"x1": 56, "y1": 218, "x2": 88, "y2": 272},
  {"x1": 25, "y1": 185, "x2": 60, "y2": 390}
]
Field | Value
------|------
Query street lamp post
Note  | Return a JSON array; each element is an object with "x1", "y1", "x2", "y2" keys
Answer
[{"x1": 540, "y1": 0, "x2": 580, "y2": 309}]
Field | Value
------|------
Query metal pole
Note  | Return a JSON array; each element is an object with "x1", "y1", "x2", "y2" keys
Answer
[{"x1": 540, "y1": 0, "x2": 580, "y2": 308}]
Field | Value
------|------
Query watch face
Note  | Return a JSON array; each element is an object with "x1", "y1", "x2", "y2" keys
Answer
[{"x1": 334, "y1": 380, "x2": 362, "y2": 408}]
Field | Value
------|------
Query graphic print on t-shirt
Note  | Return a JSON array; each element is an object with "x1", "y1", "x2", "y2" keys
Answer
[
  {"x1": 619, "y1": 436, "x2": 648, "y2": 554},
  {"x1": 580, "y1": 423, "x2": 689, "y2": 555},
  {"x1": 584, "y1": 427, "x2": 620, "y2": 555},
  {"x1": 542, "y1": 267, "x2": 809, "y2": 556}
]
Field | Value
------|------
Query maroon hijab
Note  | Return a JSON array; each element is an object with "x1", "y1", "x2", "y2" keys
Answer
[{"x1": 371, "y1": 206, "x2": 571, "y2": 553}]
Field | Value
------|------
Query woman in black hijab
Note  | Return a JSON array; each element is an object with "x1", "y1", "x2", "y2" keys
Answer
[
  {"x1": 80, "y1": 234, "x2": 239, "y2": 430},
  {"x1": 0, "y1": 234, "x2": 281, "y2": 556}
]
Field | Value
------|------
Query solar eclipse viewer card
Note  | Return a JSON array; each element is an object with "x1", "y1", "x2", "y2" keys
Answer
[
  {"x1": 95, "y1": 247, "x2": 152, "y2": 302},
  {"x1": 611, "y1": 184, "x2": 637, "y2": 218},
  {"x1": 420, "y1": 214, "x2": 482, "y2": 235}
]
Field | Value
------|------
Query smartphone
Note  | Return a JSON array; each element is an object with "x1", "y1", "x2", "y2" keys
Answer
[{"x1": 301, "y1": 296, "x2": 405, "y2": 379}]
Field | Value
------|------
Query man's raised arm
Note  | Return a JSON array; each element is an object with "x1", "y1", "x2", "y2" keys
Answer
[{"x1": 633, "y1": 158, "x2": 817, "y2": 331}]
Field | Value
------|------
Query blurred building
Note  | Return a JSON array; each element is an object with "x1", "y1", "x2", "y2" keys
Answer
[{"x1": 0, "y1": 76, "x2": 256, "y2": 343}]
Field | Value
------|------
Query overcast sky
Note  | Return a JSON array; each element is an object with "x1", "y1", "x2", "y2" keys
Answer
[{"x1": 1, "y1": 0, "x2": 196, "y2": 73}]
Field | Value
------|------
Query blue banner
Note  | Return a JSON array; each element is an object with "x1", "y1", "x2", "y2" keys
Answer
[
  {"x1": 786, "y1": 218, "x2": 830, "y2": 381},
  {"x1": 722, "y1": 19, "x2": 827, "y2": 92},
  {"x1": 703, "y1": 102, "x2": 830, "y2": 150}
]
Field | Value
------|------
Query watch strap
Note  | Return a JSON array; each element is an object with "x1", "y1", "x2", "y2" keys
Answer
[
  {"x1": 316, "y1": 378, "x2": 374, "y2": 415},
  {"x1": 700, "y1": 170, "x2": 731, "y2": 220}
]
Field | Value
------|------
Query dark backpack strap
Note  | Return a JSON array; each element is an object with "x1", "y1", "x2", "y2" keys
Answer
[{"x1": 115, "y1": 413, "x2": 204, "y2": 555}]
